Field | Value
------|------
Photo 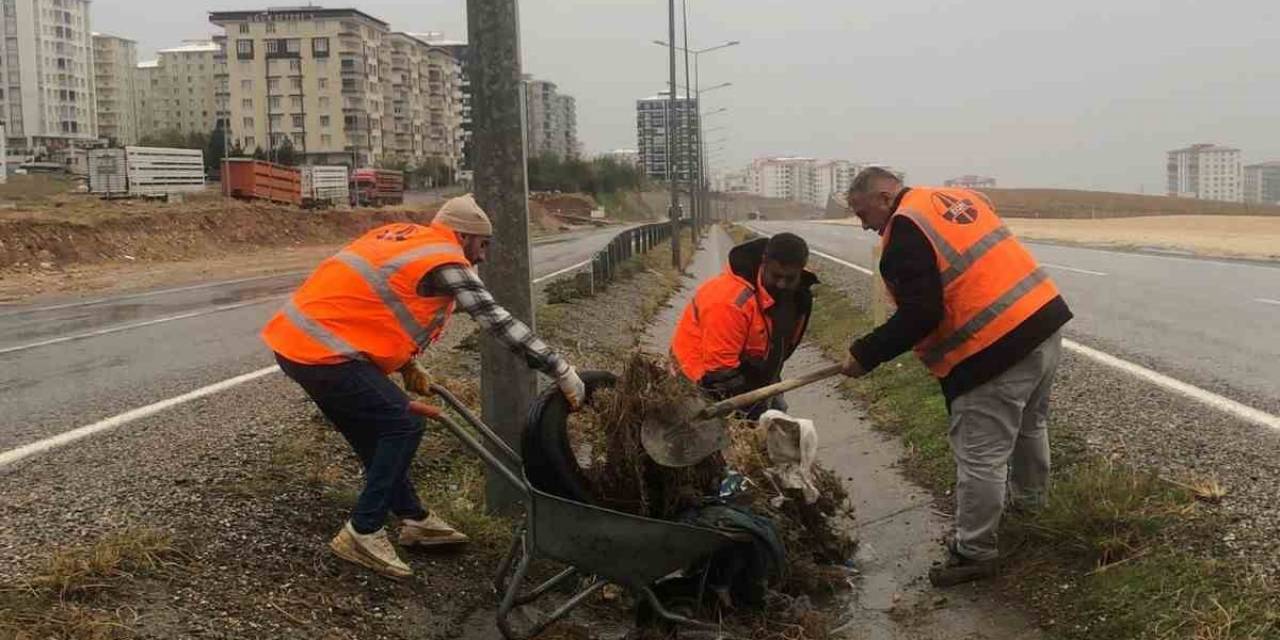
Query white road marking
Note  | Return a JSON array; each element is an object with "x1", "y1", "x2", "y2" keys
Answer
[
  {"x1": 0, "y1": 272, "x2": 304, "y2": 318},
  {"x1": 533, "y1": 259, "x2": 592, "y2": 284},
  {"x1": 0, "y1": 366, "x2": 281, "y2": 469},
  {"x1": 1041, "y1": 263, "x2": 1108, "y2": 277},
  {"x1": 0, "y1": 296, "x2": 284, "y2": 357},
  {"x1": 0, "y1": 247, "x2": 620, "y2": 467},
  {"x1": 1062, "y1": 340, "x2": 1280, "y2": 432},
  {"x1": 1256, "y1": 298, "x2": 1280, "y2": 307},
  {"x1": 745, "y1": 224, "x2": 876, "y2": 275}
]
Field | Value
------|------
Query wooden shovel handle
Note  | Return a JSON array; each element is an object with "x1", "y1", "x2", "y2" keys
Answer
[{"x1": 700, "y1": 363, "x2": 844, "y2": 419}]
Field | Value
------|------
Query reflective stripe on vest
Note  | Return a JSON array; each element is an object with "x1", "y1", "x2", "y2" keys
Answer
[
  {"x1": 332, "y1": 246, "x2": 454, "y2": 349},
  {"x1": 282, "y1": 299, "x2": 367, "y2": 361},
  {"x1": 897, "y1": 208, "x2": 1014, "y2": 286},
  {"x1": 920, "y1": 267, "x2": 1049, "y2": 367},
  {"x1": 734, "y1": 287, "x2": 755, "y2": 307}
]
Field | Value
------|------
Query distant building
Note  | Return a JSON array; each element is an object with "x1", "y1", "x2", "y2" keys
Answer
[
  {"x1": 92, "y1": 34, "x2": 141, "y2": 145},
  {"x1": 813, "y1": 160, "x2": 860, "y2": 204},
  {"x1": 945, "y1": 175, "x2": 996, "y2": 189},
  {"x1": 636, "y1": 92, "x2": 698, "y2": 182},
  {"x1": 1, "y1": 0, "x2": 98, "y2": 155},
  {"x1": 712, "y1": 169, "x2": 750, "y2": 193},
  {"x1": 524, "y1": 77, "x2": 578, "y2": 160},
  {"x1": 136, "y1": 40, "x2": 222, "y2": 140},
  {"x1": 1244, "y1": 162, "x2": 1280, "y2": 205},
  {"x1": 1167, "y1": 144, "x2": 1242, "y2": 202},
  {"x1": 747, "y1": 157, "x2": 816, "y2": 203},
  {"x1": 412, "y1": 32, "x2": 470, "y2": 170}
]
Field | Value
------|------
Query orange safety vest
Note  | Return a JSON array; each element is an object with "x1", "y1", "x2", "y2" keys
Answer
[
  {"x1": 262, "y1": 223, "x2": 470, "y2": 373},
  {"x1": 884, "y1": 187, "x2": 1061, "y2": 378},
  {"x1": 670, "y1": 266, "x2": 789, "y2": 383}
]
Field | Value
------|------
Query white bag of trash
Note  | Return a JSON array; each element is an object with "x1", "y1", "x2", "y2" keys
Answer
[{"x1": 759, "y1": 409, "x2": 820, "y2": 504}]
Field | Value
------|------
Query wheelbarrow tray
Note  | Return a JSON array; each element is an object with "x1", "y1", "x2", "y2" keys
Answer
[{"x1": 427, "y1": 383, "x2": 739, "y2": 639}]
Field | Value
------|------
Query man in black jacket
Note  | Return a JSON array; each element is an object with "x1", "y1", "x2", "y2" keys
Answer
[{"x1": 841, "y1": 167, "x2": 1073, "y2": 587}]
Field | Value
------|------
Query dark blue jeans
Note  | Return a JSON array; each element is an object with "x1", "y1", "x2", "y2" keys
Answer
[{"x1": 276, "y1": 354, "x2": 429, "y2": 534}]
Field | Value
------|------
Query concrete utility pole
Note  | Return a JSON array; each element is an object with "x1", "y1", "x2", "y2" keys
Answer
[
  {"x1": 667, "y1": 0, "x2": 681, "y2": 268},
  {"x1": 681, "y1": 0, "x2": 697, "y2": 240},
  {"x1": 468, "y1": 0, "x2": 534, "y2": 512}
]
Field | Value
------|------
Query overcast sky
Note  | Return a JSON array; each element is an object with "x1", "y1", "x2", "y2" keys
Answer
[{"x1": 92, "y1": 0, "x2": 1278, "y2": 193}]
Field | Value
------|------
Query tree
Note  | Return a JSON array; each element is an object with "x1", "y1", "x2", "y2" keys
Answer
[
  {"x1": 273, "y1": 137, "x2": 298, "y2": 166},
  {"x1": 205, "y1": 126, "x2": 230, "y2": 173}
]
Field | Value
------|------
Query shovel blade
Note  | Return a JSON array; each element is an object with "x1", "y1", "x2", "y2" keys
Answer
[{"x1": 640, "y1": 397, "x2": 730, "y2": 467}]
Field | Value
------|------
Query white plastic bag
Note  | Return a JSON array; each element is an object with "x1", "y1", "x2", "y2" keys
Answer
[{"x1": 758, "y1": 409, "x2": 820, "y2": 504}]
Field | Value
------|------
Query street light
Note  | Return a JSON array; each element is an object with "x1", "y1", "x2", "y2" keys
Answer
[{"x1": 652, "y1": 38, "x2": 740, "y2": 236}]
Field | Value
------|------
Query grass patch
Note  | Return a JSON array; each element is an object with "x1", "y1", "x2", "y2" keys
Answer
[
  {"x1": 0, "y1": 527, "x2": 179, "y2": 639},
  {"x1": 790, "y1": 240, "x2": 1280, "y2": 640}
]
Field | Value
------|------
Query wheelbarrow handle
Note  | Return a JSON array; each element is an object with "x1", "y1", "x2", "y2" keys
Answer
[
  {"x1": 699, "y1": 363, "x2": 844, "y2": 419},
  {"x1": 423, "y1": 384, "x2": 530, "y2": 499}
]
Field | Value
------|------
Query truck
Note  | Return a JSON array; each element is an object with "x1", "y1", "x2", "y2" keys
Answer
[
  {"x1": 85, "y1": 146, "x2": 205, "y2": 198},
  {"x1": 350, "y1": 168, "x2": 404, "y2": 207},
  {"x1": 221, "y1": 158, "x2": 302, "y2": 205},
  {"x1": 300, "y1": 165, "x2": 350, "y2": 208}
]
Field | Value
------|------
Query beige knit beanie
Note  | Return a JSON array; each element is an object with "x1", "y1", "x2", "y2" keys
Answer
[{"x1": 433, "y1": 194, "x2": 494, "y2": 236}]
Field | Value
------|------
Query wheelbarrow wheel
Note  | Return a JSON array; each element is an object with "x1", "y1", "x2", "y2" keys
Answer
[{"x1": 521, "y1": 370, "x2": 617, "y2": 503}]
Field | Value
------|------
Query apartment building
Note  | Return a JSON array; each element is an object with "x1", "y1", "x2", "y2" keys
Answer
[
  {"x1": 812, "y1": 160, "x2": 859, "y2": 205},
  {"x1": 636, "y1": 92, "x2": 698, "y2": 182},
  {"x1": 412, "y1": 32, "x2": 470, "y2": 169},
  {"x1": 747, "y1": 157, "x2": 815, "y2": 203},
  {"x1": 1167, "y1": 143, "x2": 1242, "y2": 202},
  {"x1": 384, "y1": 32, "x2": 463, "y2": 169},
  {"x1": 91, "y1": 33, "x2": 138, "y2": 145},
  {"x1": 1244, "y1": 161, "x2": 1280, "y2": 205},
  {"x1": 524, "y1": 76, "x2": 578, "y2": 160},
  {"x1": 0, "y1": 0, "x2": 97, "y2": 154},
  {"x1": 132, "y1": 40, "x2": 221, "y2": 139}
]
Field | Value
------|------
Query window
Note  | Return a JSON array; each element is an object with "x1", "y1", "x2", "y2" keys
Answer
[
  {"x1": 289, "y1": 59, "x2": 301, "y2": 72},
  {"x1": 291, "y1": 114, "x2": 303, "y2": 128},
  {"x1": 267, "y1": 77, "x2": 279, "y2": 91},
  {"x1": 242, "y1": 116, "x2": 254, "y2": 129},
  {"x1": 238, "y1": 23, "x2": 249, "y2": 34},
  {"x1": 312, "y1": 37, "x2": 330, "y2": 58},
  {"x1": 268, "y1": 96, "x2": 281, "y2": 110},
  {"x1": 317, "y1": 78, "x2": 328, "y2": 90},
  {"x1": 240, "y1": 79, "x2": 252, "y2": 91},
  {"x1": 244, "y1": 136, "x2": 255, "y2": 147},
  {"x1": 320, "y1": 115, "x2": 330, "y2": 127},
  {"x1": 241, "y1": 98, "x2": 252, "y2": 109},
  {"x1": 285, "y1": 39, "x2": 300, "y2": 55},
  {"x1": 265, "y1": 22, "x2": 276, "y2": 34},
  {"x1": 236, "y1": 39, "x2": 253, "y2": 60},
  {"x1": 269, "y1": 114, "x2": 282, "y2": 129},
  {"x1": 290, "y1": 77, "x2": 302, "y2": 91},
  {"x1": 265, "y1": 39, "x2": 280, "y2": 55},
  {"x1": 290, "y1": 96, "x2": 301, "y2": 109}
]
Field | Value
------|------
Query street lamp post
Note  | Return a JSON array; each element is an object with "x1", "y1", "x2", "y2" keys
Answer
[
  {"x1": 653, "y1": 39, "x2": 739, "y2": 236},
  {"x1": 666, "y1": 0, "x2": 681, "y2": 268}
]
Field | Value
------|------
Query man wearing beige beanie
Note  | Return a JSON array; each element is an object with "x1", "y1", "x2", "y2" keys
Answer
[{"x1": 263, "y1": 193, "x2": 585, "y2": 579}]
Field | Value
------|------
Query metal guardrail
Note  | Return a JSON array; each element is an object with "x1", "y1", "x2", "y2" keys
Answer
[{"x1": 538, "y1": 220, "x2": 690, "y2": 297}]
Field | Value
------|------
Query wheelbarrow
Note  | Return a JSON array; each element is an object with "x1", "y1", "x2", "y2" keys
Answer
[{"x1": 425, "y1": 381, "x2": 742, "y2": 639}]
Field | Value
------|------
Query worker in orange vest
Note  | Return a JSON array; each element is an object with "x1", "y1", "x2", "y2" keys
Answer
[
  {"x1": 670, "y1": 233, "x2": 818, "y2": 418},
  {"x1": 262, "y1": 194, "x2": 586, "y2": 580},
  {"x1": 842, "y1": 167, "x2": 1073, "y2": 587}
]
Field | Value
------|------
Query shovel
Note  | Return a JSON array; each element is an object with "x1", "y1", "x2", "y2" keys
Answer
[{"x1": 641, "y1": 363, "x2": 844, "y2": 467}]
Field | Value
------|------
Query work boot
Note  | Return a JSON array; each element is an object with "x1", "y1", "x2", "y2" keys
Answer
[
  {"x1": 928, "y1": 541, "x2": 999, "y2": 588},
  {"x1": 398, "y1": 513, "x2": 469, "y2": 548},
  {"x1": 329, "y1": 522, "x2": 412, "y2": 579}
]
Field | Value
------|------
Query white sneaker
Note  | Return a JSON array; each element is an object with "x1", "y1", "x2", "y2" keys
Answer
[
  {"x1": 398, "y1": 513, "x2": 470, "y2": 547},
  {"x1": 329, "y1": 522, "x2": 412, "y2": 579}
]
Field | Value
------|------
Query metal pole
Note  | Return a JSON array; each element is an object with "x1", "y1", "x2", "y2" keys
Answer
[
  {"x1": 693, "y1": 54, "x2": 704, "y2": 236},
  {"x1": 681, "y1": 0, "x2": 696, "y2": 240},
  {"x1": 667, "y1": 0, "x2": 680, "y2": 267},
  {"x1": 469, "y1": 0, "x2": 535, "y2": 513}
]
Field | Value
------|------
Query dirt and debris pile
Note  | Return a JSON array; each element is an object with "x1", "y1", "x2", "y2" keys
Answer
[{"x1": 568, "y1": 352, "x2": 857, "y2": 601}]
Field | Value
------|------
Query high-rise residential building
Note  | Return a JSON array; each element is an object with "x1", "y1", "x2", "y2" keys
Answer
[
  {"x1": 524, "y1": 76, "x2": 578, "y2": 160},
  {"x1": 1244, "y1": 162, "x2": 1280, "y2": 205},
  {"x1": 636, "y1": 92, "x2": 698, "y2": 182},
  {"x1": 0, "y1": 0, "x2": 97, "y2": 154},
  {"x1": 412, "y1": 32, "x2": 470, "y2": 170},
  {"x1": 812, "y1": 160, "x2": 860, "y2": 205},
  {"x1": 747, "y1": 157, "x2": 816, "y2": 203},
  {"x1": 91, "y1": 33, "x2": 139, "y2": 145},
  {"x1": 210, "y1": 7, "x2": 391, "y2": 166},
  {"x1": 134, "y1": 40, "x2": 221, "y2": 139},
  {"x1": 1167, "y1": 143, "x2": 1242, "y2": 202},
  {"x1": 383, "y1": 32, "x2": 463, "y2": 170},
  {"x1": 209, "y1": 8, "x2": 466, "y2": 172}
]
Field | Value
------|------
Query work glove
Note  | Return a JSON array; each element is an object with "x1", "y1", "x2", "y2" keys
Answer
[
  {"x1": 399, "y1": 360, "x2": 432, "y2": 397},
  {"x1": 557, "y1": 366, "x2": 586, "y2": 412}
]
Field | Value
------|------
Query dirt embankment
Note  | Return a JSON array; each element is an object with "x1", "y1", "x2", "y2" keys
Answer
[
  {"x1": 1005, "y1": 215, "x2": 1280, "y2": 261},
  {"x1": 0, "y1": 194, "x2": 441, "y2": 274},
  {"x1": 985, "y1": 188, "x2": 1280, "y2": 220}
]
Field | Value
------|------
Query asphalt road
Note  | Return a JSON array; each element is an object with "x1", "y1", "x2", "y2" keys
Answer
[
  {"x1": 0, "y1": 226, "x2": 626, "y2": 453},
  {"x1": 750, "y1": 220, "x2": 1280, "y2": 412}
]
